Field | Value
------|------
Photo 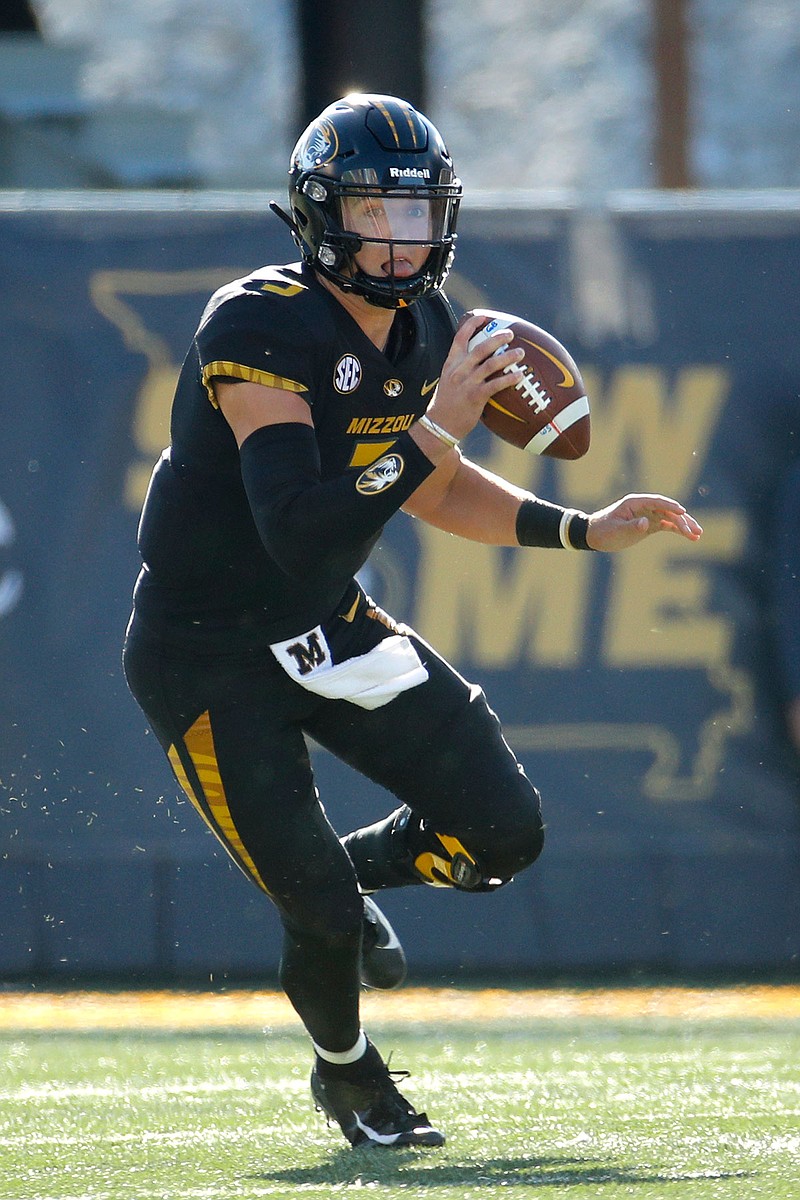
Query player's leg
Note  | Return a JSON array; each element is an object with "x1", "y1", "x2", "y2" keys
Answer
[
  {"x1": 123, "y1": 625, "x2": 363, "y2": 1049},
  {"x1": 305, "y1": 632, "x2": 545, "y2": 894},
  {"x1": 123, "y1": 623, "x2": 440, "y2": 1147}
]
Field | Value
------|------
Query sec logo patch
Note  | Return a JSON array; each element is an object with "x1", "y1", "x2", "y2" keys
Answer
[
  {"x1": 355, "y1": 453, "x2": 404, "y2": 495},
  {"x1": 334, "y1": 354, "x2": 362, "y2": 394}
]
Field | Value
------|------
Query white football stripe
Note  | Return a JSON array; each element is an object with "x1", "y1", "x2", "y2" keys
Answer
[
  {"x1": 467, "y1": 315, "x2": 515, "y2": 353},
  {"x1": 526, "y1": 395, "x2": 590, "y2": 455}
]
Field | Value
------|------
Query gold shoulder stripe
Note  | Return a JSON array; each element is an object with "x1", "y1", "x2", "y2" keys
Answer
[{"x1": 202, "y1": 361, "x2": 308, "y2": 407}]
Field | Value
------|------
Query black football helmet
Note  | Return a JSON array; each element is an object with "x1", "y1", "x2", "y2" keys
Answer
[{"x1": 272, "y1": 93, "x2": 462, "y2": 308}]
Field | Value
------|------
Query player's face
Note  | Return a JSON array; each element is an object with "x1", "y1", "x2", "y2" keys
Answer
[{"x1": 340, "y1": 193, "x2": 432, "y2": 279}]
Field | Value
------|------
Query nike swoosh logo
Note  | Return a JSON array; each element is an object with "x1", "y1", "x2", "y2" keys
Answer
[
  {"x1": 421, "y1": 377, "x2": 439, "y2": 396},
  {"x1": 354, "y1": 1113, "x2": 404, "y2": 1145},
  {"x1": 340, "y1": 595, "x2": 360, "y2": 622},
  {"x1": 520, "y1": 339, "x2": 575, "y2": 388},
  {"x1": 486, "y1": 397, "x2": 526, "y2": 423}
]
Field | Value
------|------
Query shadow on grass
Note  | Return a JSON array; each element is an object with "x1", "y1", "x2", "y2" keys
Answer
[{"x1": 251, "y1": 1152, "x2": 753, "y2": 1189}]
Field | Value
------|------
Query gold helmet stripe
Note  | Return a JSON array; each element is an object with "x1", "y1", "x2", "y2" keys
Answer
[
  {"x1": 374, "y1": 99, "x2": 400, "y2": 147},
  {"x1": 400, "y1": 101, "x2": 419, "y2": 147}
]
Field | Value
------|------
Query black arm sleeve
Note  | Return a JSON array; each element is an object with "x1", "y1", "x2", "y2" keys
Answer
[{"x1": 239, "y1": 422, "x2": 435, "y2": 580}]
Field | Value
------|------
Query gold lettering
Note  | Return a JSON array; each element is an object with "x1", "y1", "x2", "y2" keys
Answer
[
  {"x1": 414, "y1": 526, "x2": 591, "y2": 666},
  {"x1": 348, "y1": 414, "x2": 415, "y2": 437},
  {"x1": 603, "y1": 510, "x2": 746, "y2": 667}
]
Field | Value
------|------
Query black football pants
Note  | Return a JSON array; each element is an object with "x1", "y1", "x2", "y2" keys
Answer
[{"x1": 123, "y1": 615, "x2": 544, "y2": 1051}]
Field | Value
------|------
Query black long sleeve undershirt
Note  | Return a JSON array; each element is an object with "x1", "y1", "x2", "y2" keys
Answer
[{"x1": 238, "y1": 422, "x2": 435, "y2": 581}]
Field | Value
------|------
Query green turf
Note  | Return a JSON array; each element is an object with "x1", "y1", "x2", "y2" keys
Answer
[{"x1": 1, "y1": 1017, "x2": 799, "y2": 1199}]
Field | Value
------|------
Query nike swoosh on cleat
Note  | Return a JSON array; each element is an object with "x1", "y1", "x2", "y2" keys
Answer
[{"x1": 354, "y1": 1113, "x2": 404, "y2": 1145}]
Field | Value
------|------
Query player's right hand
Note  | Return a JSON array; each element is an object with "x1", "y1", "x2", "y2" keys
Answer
[{"x1": 425, "y1": 313, "x2": 525, "y2": 442}]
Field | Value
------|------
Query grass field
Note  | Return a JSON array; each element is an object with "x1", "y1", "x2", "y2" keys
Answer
[{"x1": 1, "y1": 987, "x2": 799, "y2": 1200}]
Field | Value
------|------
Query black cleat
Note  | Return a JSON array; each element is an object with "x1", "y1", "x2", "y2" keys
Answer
[
  {"x1": 360, "y1": 895, "x2": 407, "y2": 990},
  {"x1": 311, "y1": 1058, "x2": 445, "y2": 1149}
]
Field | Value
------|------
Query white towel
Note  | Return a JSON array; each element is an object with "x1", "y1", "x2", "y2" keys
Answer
[{"x1": 270, "y1": 626, "x2": 428, "y2": 710}]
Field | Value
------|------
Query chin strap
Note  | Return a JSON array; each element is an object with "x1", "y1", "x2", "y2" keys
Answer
[
  {"x1": 269, "y1": 200, "x2": 299, "y2": 236},
  {"x1": 270, "y1": 201, "x2": 425, "y2": 311},
  {"x1": 270, "y1": 202, "x2": 364, "y2": 278}
]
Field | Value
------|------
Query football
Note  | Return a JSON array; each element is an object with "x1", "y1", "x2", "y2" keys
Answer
[{"x1": 461, "y1": 309, "x2": 591, "y2": 459}]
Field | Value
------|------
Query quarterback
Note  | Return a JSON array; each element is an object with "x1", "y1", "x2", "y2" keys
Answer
[{"x1": 123, "y1": 93, "x2": 702, "y2": 1149}]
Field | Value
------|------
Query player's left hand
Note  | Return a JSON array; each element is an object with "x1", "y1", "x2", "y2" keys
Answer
[{"x1": 587, "y1": 494, "x2": 703, "y2": 552}]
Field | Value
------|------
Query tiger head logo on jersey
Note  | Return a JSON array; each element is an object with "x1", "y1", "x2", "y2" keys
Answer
[{"x1": 355, "y1": 453, "x2": 405, "y2": 495}]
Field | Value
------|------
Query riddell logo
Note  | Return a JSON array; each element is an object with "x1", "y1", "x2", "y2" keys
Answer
[{"x1": 389, "y1": 167, "x2": 431, "y2": 179}]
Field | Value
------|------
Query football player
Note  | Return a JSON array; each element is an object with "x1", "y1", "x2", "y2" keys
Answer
[{"x1": 123, "y1": 93, "x2": 702, "y2": 1149}]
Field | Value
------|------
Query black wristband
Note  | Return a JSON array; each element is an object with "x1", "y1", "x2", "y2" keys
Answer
[
  {"x1": 566, "y1": 512, "x2": 592, "y2": 550},
  {"x1": 516, "y1": 498, "x2": 594, "y2": 550},
  {"x1": 515, "y1": 498, "x2": 567, "y2": 548}
]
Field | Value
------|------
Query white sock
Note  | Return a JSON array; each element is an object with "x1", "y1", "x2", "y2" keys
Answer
[{"x1": 312, "y1": 1029, "x2": 368, "y2": 1065}]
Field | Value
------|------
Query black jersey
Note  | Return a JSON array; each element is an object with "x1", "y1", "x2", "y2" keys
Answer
[{"x1": 132, "y1": 263, "x2": 456, "y2": 648}]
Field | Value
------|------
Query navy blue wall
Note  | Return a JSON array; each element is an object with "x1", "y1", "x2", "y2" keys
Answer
[{"x1": 1, "y1": 196, "x2": 798, "y2": 980}]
